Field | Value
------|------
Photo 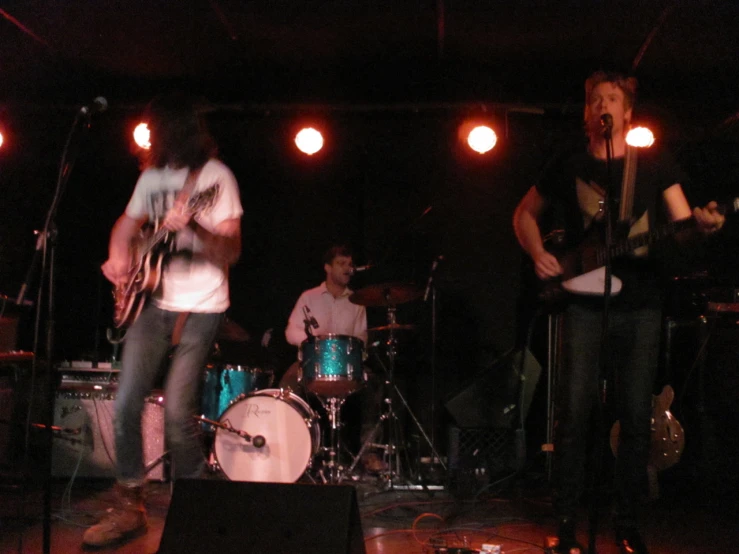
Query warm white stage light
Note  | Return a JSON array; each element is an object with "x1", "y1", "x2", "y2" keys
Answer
[
  {"x1": 467, "y1": 125, "x2": 497, "y2": 154},
  {"x1": 295, "y1": 127, "x2": 324, "y2": 155},
  {"x1": 626, "y1": 126, "x2": 655, "y2": 148},
  {"x1": 0, "y1": 130, "x2": 4, "y2": 149},
  {"x1": 133, "y1": 123, "x2": 151, "y2": 150}
]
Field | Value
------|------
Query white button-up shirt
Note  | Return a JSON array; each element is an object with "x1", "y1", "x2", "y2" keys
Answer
[{"x1": 285, "y1": 282, "x2": 367, "y2": 347}]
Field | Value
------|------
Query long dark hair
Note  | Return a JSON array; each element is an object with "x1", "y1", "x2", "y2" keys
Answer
[{"x1": 143, "y1": 92, "x2": 217, "y2": 170}]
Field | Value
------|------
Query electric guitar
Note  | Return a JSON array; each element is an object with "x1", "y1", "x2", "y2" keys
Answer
[
  {"x1": 546, "y1": 196, "x2": 738, "y2": 298},
  {"x1": 610, "y1": 384, "x2": 685, "y2": 500},
  {"x1": 112, "y1": 184, "x2": 220, "y2": 328}
]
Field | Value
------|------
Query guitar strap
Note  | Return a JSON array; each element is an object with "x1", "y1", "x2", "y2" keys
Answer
[
  {"x1": 174, "y1": 165, "x2": 204, "y2": 209},
  {"x1": 171, "y1": 311, "x2": 190, "y2": 346},
  {"x1": 169, "y1": 165, "x2": 204, "y2": 344},
  {"x1": 618, "y1": 145, "x2": 637, "y2": 223}
]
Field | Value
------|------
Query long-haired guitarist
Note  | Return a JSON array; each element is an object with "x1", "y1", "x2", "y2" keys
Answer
[
  {"x1": 512, "y1": 70, "x2": 724, "y2": 554},
  {"x1": 84, "y1": 92, "x2": 243, "y2": 549}
]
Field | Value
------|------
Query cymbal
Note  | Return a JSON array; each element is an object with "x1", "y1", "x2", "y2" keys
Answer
[
  {"x1": 368, "y1": 323, "x2": 416, "y2": 332},
  {"x1": 349, "y1": 283, "x2": 422, "y2": 307},
  {"x1": 217, "y1": 318, "x2": 251, "y2": 342}
]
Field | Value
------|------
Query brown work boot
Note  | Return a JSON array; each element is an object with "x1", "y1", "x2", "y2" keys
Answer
[{"x1": 82, "y1": 483, "x2": 147, "y2": 548}]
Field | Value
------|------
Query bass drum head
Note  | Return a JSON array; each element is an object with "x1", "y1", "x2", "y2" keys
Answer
[{"x1": 214, "y1": 389, "x2": 317, "y2": 483}]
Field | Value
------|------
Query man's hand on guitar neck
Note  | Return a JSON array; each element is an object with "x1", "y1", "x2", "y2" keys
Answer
[
  {"x1": 162, "y1": 202, "x2": 193, "y2": 232},
  {"x1": 532, "y1": 249, "x2": 564, "y2": 281},
  {"x1": 693, "y1": 201, "x2": 725, "y2": 235}
]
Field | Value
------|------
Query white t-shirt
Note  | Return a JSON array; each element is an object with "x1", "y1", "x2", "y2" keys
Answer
[
  {"x1": 125, "y1": 159, "x2": 243, "y2": 313},
  {"x1": 285, "y1": 282, "x2": 367, "y2": 347}
]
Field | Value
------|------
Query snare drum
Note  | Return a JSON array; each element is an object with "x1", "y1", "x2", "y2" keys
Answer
[
  {"x1": 214, "y1": 389, "x2": 320, "y2": 483},
  {"x1": 201, "y1": 365, "x2": 274, "y2": 428},
  {"x1": 299, "y1": 334, "x2": 365, "y2": 397}
]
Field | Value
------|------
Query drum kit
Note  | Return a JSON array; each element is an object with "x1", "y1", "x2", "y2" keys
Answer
[{"x1": 196, "y1": 282, "x2": 444, "y2": 487}]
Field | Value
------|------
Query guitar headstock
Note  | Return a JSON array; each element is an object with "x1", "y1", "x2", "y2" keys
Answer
[{"x1": 186, "y1": 184, "x2": 220, "y2": 215}]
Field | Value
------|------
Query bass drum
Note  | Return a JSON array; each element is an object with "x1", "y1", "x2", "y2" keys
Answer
[{"x1": 214, "y1": 389, "x2": 320, "y2": 483}]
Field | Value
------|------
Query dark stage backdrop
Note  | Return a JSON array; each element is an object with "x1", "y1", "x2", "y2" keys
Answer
[{"x1": 1, "y1": 104, "x2": 737, "y2": 406}]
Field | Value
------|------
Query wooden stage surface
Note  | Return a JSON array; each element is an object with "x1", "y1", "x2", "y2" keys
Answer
[{"x1": 1, "y1": 466, "x2": 737, "y2": 554}]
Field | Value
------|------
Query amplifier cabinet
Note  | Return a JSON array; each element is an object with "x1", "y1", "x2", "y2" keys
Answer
[{"x1": 52, "y1": 389, "x2": 166, "y2": 480}]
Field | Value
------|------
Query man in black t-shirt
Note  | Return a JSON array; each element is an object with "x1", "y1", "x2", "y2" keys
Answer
[{"x1": 513, "y1": 71, "x2": 724, "y2": 554}]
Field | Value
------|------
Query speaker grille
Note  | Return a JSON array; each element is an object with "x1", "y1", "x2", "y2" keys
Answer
[{"x1": 52, "y1": 390, "x2": 166, "y2": 480}]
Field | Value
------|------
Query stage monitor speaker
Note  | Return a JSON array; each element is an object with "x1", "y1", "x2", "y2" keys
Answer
[
  {"x1": 158, "y1": 480, "x2": 366, "y2": 554},
  {"x1": 52, "y1": 390, "x2": 165, "y2": 480},
  {"x1": 445, "y1": 348, "x2": 541, "y2": 428}
]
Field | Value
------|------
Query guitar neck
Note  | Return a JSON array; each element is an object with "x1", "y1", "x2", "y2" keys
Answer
[
  {"x1": 140, "y1": 227, "x2": 171, "y2": 257},
  {"x1": 599, "y1": 217, "x2": 695, "y2": 263},
  {"x1": 599, "y1": 196, "x2": 738, "y2": 264}
]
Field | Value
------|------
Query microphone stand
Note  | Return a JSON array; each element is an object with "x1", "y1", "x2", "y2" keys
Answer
[
  {"x1": 15, "y1": 108, "x2": 94, "y2": 554},
  {"x1": 423, "y1": 255, "x2": 442, "y2": 463},
  {"x1": 587, "y1": 120, "x2": 615, "y2": 554}
]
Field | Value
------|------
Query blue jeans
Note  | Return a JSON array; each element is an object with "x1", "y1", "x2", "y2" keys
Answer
[
  {"x1": 554, "y1": 303, "x2": 661, "y2": 528},
  {"x1": 115, "y1": 305, "x2": 223, "y2": 485}
]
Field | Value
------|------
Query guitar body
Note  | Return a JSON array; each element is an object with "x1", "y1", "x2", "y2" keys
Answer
[
  {"x1": 610, "y1": 384, "x2": 685, "y2": 500},
  {"x1": 113, "y1": 248, "x2": 166, "y2": 328},
  {"x1": 537, "y1": 228, "x2": 623, "y2": 302}
]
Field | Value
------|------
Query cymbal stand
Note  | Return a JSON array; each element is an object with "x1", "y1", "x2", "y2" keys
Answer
[{"x1": 342, "y1": 301, "x2": 446, "y2": 489}]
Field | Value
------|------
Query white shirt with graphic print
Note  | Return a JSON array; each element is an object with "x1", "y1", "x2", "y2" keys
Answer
[{"x1": 125, "y1": 158, "x2": 243, "y2": 313}]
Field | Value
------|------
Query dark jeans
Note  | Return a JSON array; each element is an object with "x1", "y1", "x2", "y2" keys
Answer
[
  {"x1": 554, "y1": 303, "x2": 661, "y2": 528},
  {"x1": 115, "y1": 305, "x2": 223, "y2": 485}
]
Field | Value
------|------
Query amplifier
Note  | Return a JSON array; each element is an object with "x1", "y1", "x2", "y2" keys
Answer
[
  {"x1": 52, "y1": 390, "x2": 166, "y2": 480},
  {"x1": 57, "y1": 361, "x2": 120, "y2": 390}
]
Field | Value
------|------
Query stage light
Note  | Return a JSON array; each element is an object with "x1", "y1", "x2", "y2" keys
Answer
[
  {"x1": 626, "y1": 126, "x2": 655, "y2": 148},
  {"x1": 295, "y1": 127, "x2": 323, "y2": 155},
  {"x1": 0, "y1": 129, "x2": 4, "y2": 149},
  {"x1": 467, "y1": 125, "x2": 497, "y2": 154},
  {"x1": 133, "y1": 123, "x2": 151, "y2": 150}
]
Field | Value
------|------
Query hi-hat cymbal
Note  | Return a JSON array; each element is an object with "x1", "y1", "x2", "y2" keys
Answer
[
  {"x1": 217, "y1": 318, "x2": 251, "y2": 342},
  {"x1": 349, "y1": 283, "x2": 422, "y2": 307},
  {"x1": 368, "y1": 323, "x2": 416, "y2": 332}
]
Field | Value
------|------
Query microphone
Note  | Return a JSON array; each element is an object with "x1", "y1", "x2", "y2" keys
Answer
[
  {"x1": 350, "y1": 264, "x2": 373, "y2": 274},
  {"x1": 600, "y1": 113, "x2": 613, "y2": 135},
  {"x1": 252, "y1": 435, "x2": 266, "y2": 448},
  {"x1": 80, "y1": 96, "x2": 109, "y2": 115},
  {"x1": 423, "y1": 255, "x2": 444, "y2": 302}
]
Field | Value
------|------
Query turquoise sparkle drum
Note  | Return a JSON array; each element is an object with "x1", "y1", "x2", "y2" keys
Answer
[
  {"x1": 298, "y1": 334, "x2": 365, "y2": 397},
  {"x1": 201, "y1": 365, "x2": 274, "y2": 430}
]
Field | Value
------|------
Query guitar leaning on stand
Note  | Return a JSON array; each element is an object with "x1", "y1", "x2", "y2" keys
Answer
[
  {"x1": 610, "y1": 384, "x2": 685, "y2": 501},
  {"x1": 111, "y1": 184, "x2": 219, "y2": 328}
]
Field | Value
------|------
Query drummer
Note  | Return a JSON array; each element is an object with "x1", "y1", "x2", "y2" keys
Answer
[
  {"x1": 282, "y1": 245, "x2": 387, "y2": 474},
  {"x1": 283, "y1": 244, "x2": 368, "y2": 379}
]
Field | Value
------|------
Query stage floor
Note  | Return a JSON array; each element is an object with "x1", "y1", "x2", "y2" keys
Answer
[{"x1": 1, "y1": 466, "x2": 737, "y2": 554}]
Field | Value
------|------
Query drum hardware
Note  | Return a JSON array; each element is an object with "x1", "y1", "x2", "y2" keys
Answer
[
  {"x1": 341, "y1": 283, "x2": 446, "y2": 489},
  {"x1": 312, "y1": 396, "x2": 349, "y2": 484},
  {"x1": 193, "y1": 413, "x2": 266, "y2": 448},
  {"x1": 294, "y1": 334, "x2": 367, "y2": 484}
]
